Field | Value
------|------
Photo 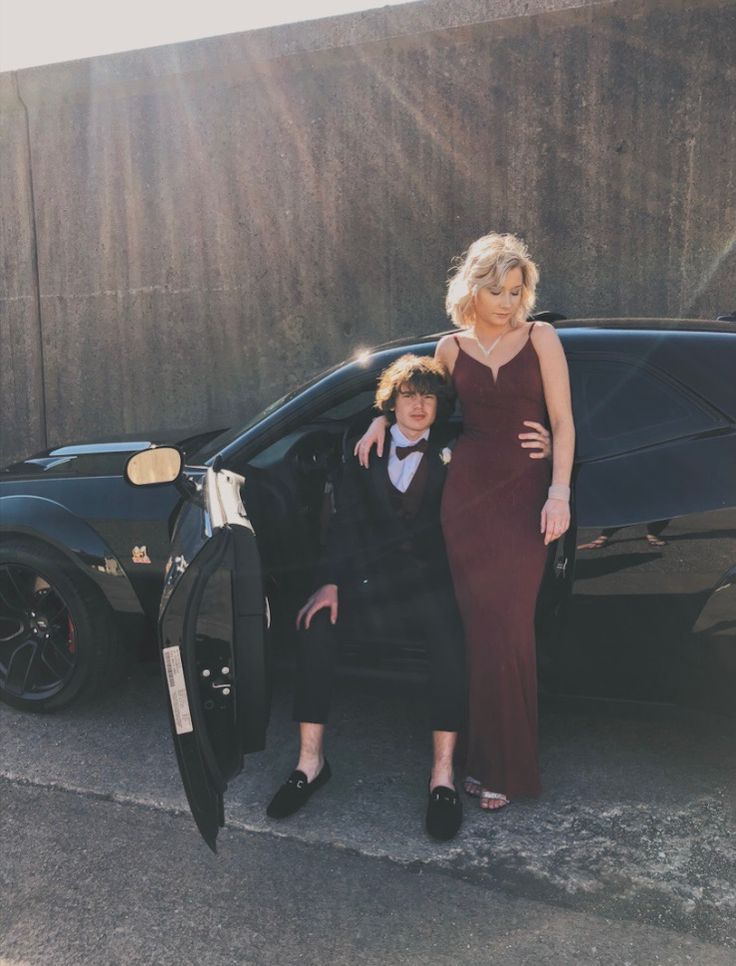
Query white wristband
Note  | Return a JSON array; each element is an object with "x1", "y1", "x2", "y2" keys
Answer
[{"x1": 548, "y1": 484, "x2": 570, "y2": 501}]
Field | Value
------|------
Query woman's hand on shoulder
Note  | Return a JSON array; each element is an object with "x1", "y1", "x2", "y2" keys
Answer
[{"x1": 354, "y1": 415, "x2": 389, "y2": 467}]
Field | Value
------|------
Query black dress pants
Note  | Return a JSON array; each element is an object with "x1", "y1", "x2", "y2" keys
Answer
[{"x1": 292, "y1": 570, "x2": 466, "y2": 733}]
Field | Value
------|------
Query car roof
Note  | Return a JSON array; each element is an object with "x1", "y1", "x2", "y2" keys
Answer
[
  {"x1": 368, "y1": 317, "x2": 736, "y2": 352},
  {"x1": 552, "y1": 318, "x2": 736, "y2": 333},
  {"x1": 202, "y1": 316, "x2": 736, "y2": 464}
]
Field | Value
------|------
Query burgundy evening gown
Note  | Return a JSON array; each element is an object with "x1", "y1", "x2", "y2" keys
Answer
[{"x1": 440, "y1": 326, "x2": 550, "y2": 798}]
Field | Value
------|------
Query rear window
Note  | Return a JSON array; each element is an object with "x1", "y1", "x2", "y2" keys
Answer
[{"x1": 570, "y1": 357, "x2": 728, "y2": 461}]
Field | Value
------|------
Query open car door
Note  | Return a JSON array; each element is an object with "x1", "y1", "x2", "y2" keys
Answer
[{"x1": 157, "y1": 465, "x2": 268, "y2": 852}]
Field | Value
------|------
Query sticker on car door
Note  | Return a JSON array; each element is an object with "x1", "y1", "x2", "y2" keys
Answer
[{"x1": 162, "y1": 645, "x2": 194, "y2": 735}]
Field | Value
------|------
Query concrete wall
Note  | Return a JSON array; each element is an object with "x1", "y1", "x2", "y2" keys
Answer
[
  {"x1": 1, "y1": 0, "x2": 734, "y2": 465},
  {"x1": 0, "y1": 73, "x2": 46, "y2": 465}
]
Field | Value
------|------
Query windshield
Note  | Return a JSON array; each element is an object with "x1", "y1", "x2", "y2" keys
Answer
[{"x1": 191, "y1": 359, "x2": 348, "y2": 462}]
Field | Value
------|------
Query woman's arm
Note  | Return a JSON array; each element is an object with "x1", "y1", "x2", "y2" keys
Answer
[
  {"x1": 435, "y1": 334, "x2": 459, "y2": 372},
  {"x1": 531, "y1": 323, "x2": 575, "y2": 544},
  {"x1": 354, "y1": 415, "x2": 389, "y2": 466}
]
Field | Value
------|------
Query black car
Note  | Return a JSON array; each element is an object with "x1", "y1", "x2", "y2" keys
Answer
[{"x1": 1, "y1": 318, "x2": 735, "y2": 844}]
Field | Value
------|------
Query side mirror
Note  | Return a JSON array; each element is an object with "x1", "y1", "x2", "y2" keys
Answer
[{"x1": 125, "y1": 447, "x2": 183, "y2": 486}]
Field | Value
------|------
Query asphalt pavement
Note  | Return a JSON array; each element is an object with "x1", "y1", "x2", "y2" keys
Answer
[{"x1": 1, "y1": 663, "x2": 735, "y2": 964}]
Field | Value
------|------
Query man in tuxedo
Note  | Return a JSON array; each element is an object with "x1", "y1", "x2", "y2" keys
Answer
[{"x1": 266, "y1": 354, "x2": 550, "y2": 839}]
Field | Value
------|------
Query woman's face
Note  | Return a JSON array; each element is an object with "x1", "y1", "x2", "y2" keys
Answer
[{"x1": 473, "y1": 266, "x2": 523, "y2": 327}]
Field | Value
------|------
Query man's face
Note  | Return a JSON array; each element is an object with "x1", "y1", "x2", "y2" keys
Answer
[{"x1": 393, "y1": 382, "x2": 438, "y2": 439}]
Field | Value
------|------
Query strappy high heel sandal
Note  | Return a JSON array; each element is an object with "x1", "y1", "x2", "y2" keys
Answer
[
  {"x1": 645, "y1": 533, "x2": 667, "y2": 547},
  {"x1": 577, "y1": 534, "x2": 610, "y2": 550},
  {"x1": 479, "y1": 789, "x2": 509, "y2": 811},
  {"x1": 464, "y1": 776, "x2": 482, "y2": 797}
]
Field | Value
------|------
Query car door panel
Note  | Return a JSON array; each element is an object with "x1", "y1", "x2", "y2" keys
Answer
[
  {"x1": 574, "y1": 433, "x2": 736, "y2": 529},
  {"x1": 560, "y1": 342, "x2": 736, "y2": 709},
  {"x1": 159, "y1": 468, "x2": 267, "y2": 851},
  {"x1": 565, "y1": 502, "x2": 736, "y2": 710}
]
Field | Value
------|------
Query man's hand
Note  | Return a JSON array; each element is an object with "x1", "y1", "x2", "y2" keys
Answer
[
  {"x1": 296, "y1": 584, "x2": 339, "y2": 630},
  {"x1": 519, "y1": 420, "x2": 551, "y2": 460}
]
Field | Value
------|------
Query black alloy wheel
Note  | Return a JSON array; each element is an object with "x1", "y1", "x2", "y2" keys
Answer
[
  {"x1": 0, "y1": 562, "x2": 78, "y2": 701},
  {"x1": 0, "y1": 540, "x2": 126, "y2": 712}
]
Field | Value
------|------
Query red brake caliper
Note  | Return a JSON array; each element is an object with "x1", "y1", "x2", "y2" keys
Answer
[{"x1": 67, "y1": 615, "x2": 77, "y2": 654}]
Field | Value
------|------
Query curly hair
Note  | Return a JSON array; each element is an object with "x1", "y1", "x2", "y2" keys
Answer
[
  {"x1": 374, "y1": 354, "x2": 454, "y2": 423},
  {"x1": 445, "y1": 232, "x2": 539, "y2": 328}
]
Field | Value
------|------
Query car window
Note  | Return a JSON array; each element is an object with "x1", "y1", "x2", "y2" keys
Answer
[
  {"x1": 570, "y1": 358, "x2": 728, "y2": 461},
  {"x1": 318, "y1": 390, "x2": 376, "y2": 420},
  {"x1": 227, "y1": 388, "x2": 378, "y2": 471}
]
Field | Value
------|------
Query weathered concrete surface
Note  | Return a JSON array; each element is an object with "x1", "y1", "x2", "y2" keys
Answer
[
  {"x1": 1, "y1": 664, "x2": 734, "y2": 947},
  {"x1": 3, "y1": 779, "x2": 735, "y2": 966},
  {"x1": 1, "y1": 0, "x2": 735, "y2": 464}
]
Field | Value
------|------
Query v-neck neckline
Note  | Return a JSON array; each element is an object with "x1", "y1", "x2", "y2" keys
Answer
[{"x1": 455, "y1": 333, "x2": 533, "y2": 385}]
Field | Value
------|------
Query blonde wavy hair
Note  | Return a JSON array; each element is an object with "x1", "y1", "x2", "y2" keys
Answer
[{"x1": 445, "y1": 233, "x2": 539, "y2": 328}]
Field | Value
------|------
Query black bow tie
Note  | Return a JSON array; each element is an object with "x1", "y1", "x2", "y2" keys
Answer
[{"x1": 395, "y1": 438, "x2": 428, "y2": 460}]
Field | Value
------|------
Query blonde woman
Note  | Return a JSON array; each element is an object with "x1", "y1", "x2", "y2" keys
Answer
[{"x1": 356, "y1": 233, "x2": 574, "y2": 809}]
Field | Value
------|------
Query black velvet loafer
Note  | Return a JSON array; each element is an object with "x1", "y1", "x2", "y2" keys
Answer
[
  {"x1": 266, "y1": 760, "x2": 332, "y2": 819},
  {"x1": 426, "y1": 784, "x2": 462, "y2": 841}
]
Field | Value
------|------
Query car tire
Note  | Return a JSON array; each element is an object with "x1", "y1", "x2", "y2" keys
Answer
[{"x1": 0, "y1": 539, "x2": 129, "y2": 712}]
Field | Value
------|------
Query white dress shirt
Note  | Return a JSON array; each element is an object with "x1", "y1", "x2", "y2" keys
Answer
[{"x1": 387, "y1": 425, "x2": 430, "y2": 493}]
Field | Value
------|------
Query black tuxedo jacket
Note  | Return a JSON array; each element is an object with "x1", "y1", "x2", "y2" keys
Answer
[{"x1": 318, "y1": 427, "x2": 453, "y2": 599}]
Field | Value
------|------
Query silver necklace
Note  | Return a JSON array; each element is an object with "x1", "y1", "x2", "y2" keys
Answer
[{"x1": 470, "y1": 324, "x2": 511, "y2": 357}]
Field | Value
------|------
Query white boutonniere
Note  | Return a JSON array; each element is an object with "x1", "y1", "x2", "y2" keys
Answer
[{"x1": 440, "y1": 447, "x2": 453, "y2": 465}]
